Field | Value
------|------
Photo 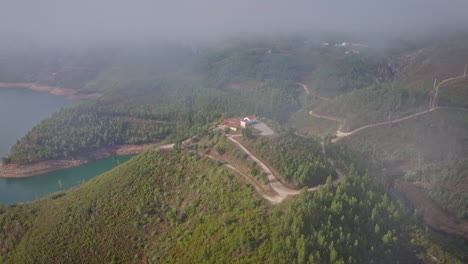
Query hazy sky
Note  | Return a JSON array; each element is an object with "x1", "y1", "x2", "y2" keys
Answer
[{"x1": 1, "y1": 0, "x2": 468, "y2": 44}]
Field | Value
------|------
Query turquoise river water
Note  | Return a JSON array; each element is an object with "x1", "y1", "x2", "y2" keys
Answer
[{"x1": 0, "y1": 88, "x2": 132, "y2": 205}]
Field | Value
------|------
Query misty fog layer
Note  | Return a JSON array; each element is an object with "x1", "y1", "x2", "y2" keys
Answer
[{"x1": 1, "y1": 0, "x2": 468, "y2": 45}]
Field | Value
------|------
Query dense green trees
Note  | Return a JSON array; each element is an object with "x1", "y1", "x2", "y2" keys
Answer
[
  {"x1": 252, "y1": 134, "x2": 335, "y2": 187},
  {"x1": 8, "y1": 104, "x2": 171, "y2": 163},
  {"x1": 2, "y1": 149, "x2": 463, "y2": 263},
  {"x1": 270, "y1": 171, "x2": 402, "y2": 264},
  {"x1": 194, "y1": 41, "x2": 303, "y2": 88},
  {"x1": 8, "y1": 61, "x2": 302, "y2": 163},
  {"x1": 1, "y1": 35, "x2": 468, "y2": 264},
  {"x1": 308, "y1": 54, "x2": 384, "y2": 96},
  {"x1": 314, "y1": 82, "x2": 430, "y2": 130}
]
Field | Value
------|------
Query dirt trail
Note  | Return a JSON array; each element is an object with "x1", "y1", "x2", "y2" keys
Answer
[
  {"x1": 431, "y1": 75, "x2": 466, "y2": 109},
  {"x1": 297, "y1": 83, "x2": 310, "y2": 94},
  {"x1": 297, "y1": 82, "x2": 331, "y2": 100},
  {"x1": 332, "y1": 107, "x2": 467, "y2": 142},
  {"x1": 306, "y1": 74, "x2": 468, "y2": 142},
  {"x1": 226, "y1": 135, "x2": 345, "y2": 203},
  {"x1": 204, "y1": 154, "x2": 283, "y2": 204},
  {"x1": 332, "y1": 109, "x2": 433, "y2": 142},
  {"x1": 306, "y1": 73, "x2": 468, "y2": 238},
  {"x1": 309, "y1": 110, "x2": 341, "y2": 121},
  {"x1": 228, "y1": 136, "x2": 300, "y2": 200}
]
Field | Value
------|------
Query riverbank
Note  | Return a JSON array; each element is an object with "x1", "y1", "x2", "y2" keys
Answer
[
  {"x1": 0, "y1": 143, "x2": 153, "y2": 178},
  {"x1": 0, "y1": 82, "x2": 102, "y2": 100}
]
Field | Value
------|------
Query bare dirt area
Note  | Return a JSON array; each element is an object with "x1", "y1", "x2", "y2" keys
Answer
[
  {"x1": 251, "y1": 122, "x2": 275, "y2": 136},
  {"x1": 395, "y1": 181, "x2": 468, "y2": 240},
  {"x1": 0, "y1": 143, "x2": 153, "y2": 178},
  {"x1": 0, "y1": 82, "x2": 102, "y2": 100}
]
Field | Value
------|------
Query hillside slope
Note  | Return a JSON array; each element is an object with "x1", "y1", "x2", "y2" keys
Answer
[{"x1": 2, "y1": 149, "x2": 465, "y2": 263}]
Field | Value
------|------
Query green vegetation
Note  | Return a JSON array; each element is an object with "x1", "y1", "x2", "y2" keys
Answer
[
  {"x1": 7, "y1": 40, "x2": 313, "y2": 163},
  {"x1": 196, "y1": 45, "x2": 299, "y2": 88},
  {"x1": 8, "y1": 103, "x2": 171, "y2": 163},
  {"x1": 288, "y1": 109, "x2": 339, "y2": 136},
  {"x1": 307, "y1": 54, "x2": 383, "y2": 96},
  {"x1": 396, "y1": 38, "x2": 468, "y2": 86},
  {"x1": 0, "y1": 150, "x2": 270, "y2": 263},
  {"x1": 271, "y1": 172, "x2": 402, "y2": 264},
  {"x1": 251, "y1": 134, "x2": 336, "y2": 187},
  {"x1": 342, "y1": 109, "x2": 468, "y2": 165},
  {"x1": 404, "y1": 159, "x2": 468, "y2": 220},
  {"x1": 2, "y1": 35, "x2": 468, "y2": 263},
  {"x1": 9, "y1": 77, "x2": 302, "y2": 163},
  {"x1": 314, "y1": 82, "x2": 430, "y2": 130},
  {"x1": 438, "y1": 78, "x2": 468, "y2": 108},
  {"x1": 2, "y1": 149, "x2": 464, "y2": 263}
]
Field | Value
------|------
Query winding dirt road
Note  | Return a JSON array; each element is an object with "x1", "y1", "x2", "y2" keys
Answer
[
  {"x1": 204, "y1": 154, "x2": 283, "y2": 203},
  {"x1": 228, "y1": 136, "x2": 300, "y2": 200},
  {"x1": 304, "y1": 74, "x2": 468, "y2": 238},
  {"x1": 227, "y1": 134, "x2": 345, "y2": 203},
  {"x1": 431, "y1": 75, "x2": 466, "y2": 108},
  {"x1": 304, "y1": 74, "x2": 468, "y2": 142},
  {"x1": 332, "y1": 109, "x2": 434, "y2": 142}
]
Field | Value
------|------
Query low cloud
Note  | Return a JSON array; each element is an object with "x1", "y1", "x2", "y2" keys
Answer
[{"x1": 1, "y1": 0, "x2": 468, "y2": 45}]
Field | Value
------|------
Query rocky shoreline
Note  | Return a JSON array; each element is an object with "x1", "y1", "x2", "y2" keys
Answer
[
  {"x1": 0, "y1": 143, "x2": 154, "y2": 178},
  {"x1": 0, "y1": 82, "x2": 102, "y2": 100}
]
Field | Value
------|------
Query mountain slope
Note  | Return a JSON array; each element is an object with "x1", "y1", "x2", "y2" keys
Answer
[{"x1": 2, "y1": 148, "x2": 465, "y2": 263}]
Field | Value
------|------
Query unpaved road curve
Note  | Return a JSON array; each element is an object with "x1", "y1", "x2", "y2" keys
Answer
[
  {"x1": 333, "y1": 109, "x2": 433, "y2": 142},
  {"x1": 297, "y1": 82, "x2": 310, "y2": 94},
  {"x1": 307, "y1": 74, "x2": 468, "y2": 143},
  {"x1": 332, "y1": 106, "x2": 468, "y2": 143},
  {"x1": 204, "y1": 154, "x2": 283, "y2": 204},
  {"x1": 431, "y1": 75, "x2": 466, "y2": 108},
  {"x1": 228, "y1": 136, "x2": 300, "y2": 200},
  {"x1": 227, "y1": 135, "x2": 345, "y2": 203},
  {"x1": 309, "y1": 110, "x2": 341, "y2": 121}
]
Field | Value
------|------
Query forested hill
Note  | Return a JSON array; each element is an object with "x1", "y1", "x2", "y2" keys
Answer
[
  {"x1": 2, "y1": 34, "x2": 468, "y2": 263},
  {"x1": 1, "y1": 149, "x2": 465, "y2": 263},
  {"x1": 5, "y1": 39, "x2": 313, "y2": 163},
  {"x1": 2, "y1": 36, "x2": 411, "y2": 163}
]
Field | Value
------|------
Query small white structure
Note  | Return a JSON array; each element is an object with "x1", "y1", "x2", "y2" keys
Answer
[
  {"x1": 241, "y1": 115, "x2": 257, "y2": 128},
  {"x1": 221, "y1": 115, "x2": 257, "y2": 129},
  {"x1": 240, "y1": 120, "x2": 247, "y2": 128}
]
